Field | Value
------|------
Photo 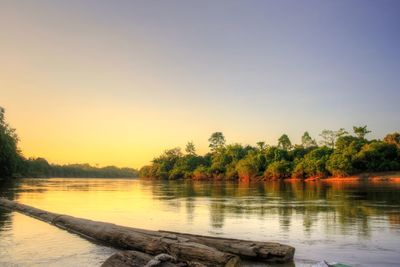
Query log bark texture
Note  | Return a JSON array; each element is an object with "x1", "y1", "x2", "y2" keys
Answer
[
  {"x1": 159, "y1": 231, "x2": 294, "y2": 263},
  {"x1": 101, "y1": 251, "x2": 180, "y2": 267},
  {"x1": 0, "y1": 198, "x2": 294, "y2": 265}
]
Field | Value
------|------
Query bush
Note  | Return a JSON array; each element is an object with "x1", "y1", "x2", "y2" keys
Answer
[
  {"x1": 292, "y1": 147, "x2": 332, "y2": 178},
  {"x1": 353, "y1": 141, "x2": 400, "y2": 172},
  {"x1": 326, "y1": 153, "x2": 354, "y2": 177},
  {"x1": 236, "y1": 157, "x2": 259, "y2": 180},
  {"x1": 264, "y1": 160, "x2": 292, "y2": 179},
  {"x1": 192, "y1": 165, "x2": 211, "y2": 180}
]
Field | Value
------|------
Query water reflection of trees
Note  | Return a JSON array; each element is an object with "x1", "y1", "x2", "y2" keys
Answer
[
  {"x1": 18, "y1": 178, "x2": 138, "y2": 192},
  {"x1": 146, "y1": 180, "x2": 400, "y2": 235},
  {"x1": 1, "y1": 178, "x2": 399, "y2": 237},
  {"x1": 0, "y1": 179, "x2": 19, "y2": 232}
]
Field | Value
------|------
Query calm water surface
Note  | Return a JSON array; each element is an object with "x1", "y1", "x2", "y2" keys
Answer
[{"x1": 0, "y1": 178, "x2": 399, "y2": 266}]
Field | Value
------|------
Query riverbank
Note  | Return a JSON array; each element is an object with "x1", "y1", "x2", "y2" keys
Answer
[
  {"x1": 260, "y1": 171, "x2": 400, "y2": 183},
  {"x1": 303, "y1": 171, "x2": 400, "y2": 183},
  {"x1": 142, "y1": 171, "x2": 400, "y2": 183}
]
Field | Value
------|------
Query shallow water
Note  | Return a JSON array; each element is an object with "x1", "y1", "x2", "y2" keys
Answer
[{"x1": 0, "y1": 178, "x2": 399, "y2": 266}]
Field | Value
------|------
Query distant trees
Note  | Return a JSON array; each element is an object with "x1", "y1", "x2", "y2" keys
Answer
[
  {"x1": 4, "y1": 105, "x2": 397, "y2": 182},
  {"x1": 24, "y1": 159, "x2": 138, "y2": 178},
  {"x1": 208, "y1": 132, "x2": 225, "y2": 152},
  {"x1": 353, "y1": 125, "x2": 371, "y2": 139},
  {"x1": 301, "y1": 132, "x2": 316, "y2": 148},
  {"x1": 319, "y1": 130, "x2": 335, "y2": 148},
  {"x1": 256, "y1": 141, "x2": 266, "y2": 151},
  {"x1": 24, "y1": 157, "x2": 51, "y2": 177},
  {"x1": 384, "y1": 132, "x2": 400, "y2": 148},
  {"x1": 319, "y1": 128, "x2": 348, "y2": 148},
  {"x1": 264, "y1": 160, "x2": 292, "y2": 179},
  {"x1": 0, "y1": 106, "x2": 138, "y2": 179},
  {"x1": 278, "y1": 134, "x2": 292, "y2": 150},
  {"x1": 236, "y1": 153, "x2": 260, "y2": 180},
  {"x1": 140, "y1": 127, "x2": 400, "y2": 180},
  {"x1": 185, "y1": 141, "x2": 196, "y2": 155},
  {"x1": 353, "y1": 141, "x2": 399, "y2": 172},
  {"x1": 150, "y1": 147, "x2": 182, "y2": 179},
  {"x1": 293, "y1": 147, "x2": 332, "y2": 178}
]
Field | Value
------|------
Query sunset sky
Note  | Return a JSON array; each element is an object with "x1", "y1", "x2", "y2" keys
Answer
[{"x1": 1, "y1": 1, "x2": 400, "y2": 168}]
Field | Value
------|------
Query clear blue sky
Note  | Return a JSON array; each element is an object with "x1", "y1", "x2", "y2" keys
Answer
[{"x1": 1, "y1": 0, "x2": 399, "y2": 167}]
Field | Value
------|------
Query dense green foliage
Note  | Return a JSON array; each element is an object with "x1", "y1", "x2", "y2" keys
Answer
[
  {"x1": 140, "y1": 128, "x2": 400, "y2": 180},
  {"x1": 0, "y1": 107, "x2": 22, "y2": 178},
  {"x1": 20, "y1": 158, "x2": 138, "y2": 178},
  {"x1": 0, "y1": 107, "x2": 138, "y2": 179}
]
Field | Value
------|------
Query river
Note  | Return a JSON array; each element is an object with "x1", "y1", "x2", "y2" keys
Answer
[{"x1": 0, "y1": 178, "x2": 399, "y2": 266}]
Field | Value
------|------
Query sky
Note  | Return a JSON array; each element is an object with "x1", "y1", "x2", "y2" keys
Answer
[{"x1": 1, "y1": 0, "x2": 399, "y2": 168}]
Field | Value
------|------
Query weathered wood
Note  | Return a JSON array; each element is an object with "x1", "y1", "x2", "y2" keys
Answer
[
  {"x1": 101, "y1": 251, "x2": 158, "y2": 267},
  {"x1": 0, "y1": 198, "x2": 295, "y2": 265},
  {"x1": 159, "y1": 231, "x2": 295, "y2": 263},
  {"x1": 101, "y1": 251, "x2": 181, "y2": 267}
]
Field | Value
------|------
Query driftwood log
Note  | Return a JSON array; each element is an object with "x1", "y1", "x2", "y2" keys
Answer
[
  {"x1": 159, "y1": 231, "x2": 294, "y2": 263},
  {"x1": 0, "y1": 198, "x2": 295, "y2": 266}
]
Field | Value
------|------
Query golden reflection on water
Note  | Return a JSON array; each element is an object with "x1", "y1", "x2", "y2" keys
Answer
[
  {"x1": 11, "y1": 178, "x2": 400, "y2": 233},
  {"x1": 1, "y1": 178, "x2": 400, "y2": 266},
  {"x1": 15, "y1": 179, "x2": 210, "y2": 232}
]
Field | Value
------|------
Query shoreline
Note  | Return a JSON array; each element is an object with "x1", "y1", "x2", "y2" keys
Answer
[
  {"x1": 141, "y1": 171, "x2": 400, "y2": 183},
  {"x1": 260, "y1": 171, "x2": 400, "y2": 183},
  {"x1": 305, "y1": 171, "x2": 400, "y2": 183}
]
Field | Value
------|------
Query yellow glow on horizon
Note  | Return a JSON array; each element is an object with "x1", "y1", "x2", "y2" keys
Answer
[
  {"x1": 0, "y1": 2, "x2": 317, "y2": 168},
  {"x1": 1, "y1": 63, "x2": 278, "y2": 168},
  {"x1": 1, "y1": 64, "x2": 215, "y2": 168}
]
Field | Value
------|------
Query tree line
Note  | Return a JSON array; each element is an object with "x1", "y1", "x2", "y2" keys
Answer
[
  {"x1": 0, "y1": 107, "x2": 138, "y2": 179},
  {"x1": 140, "y1": 128, "x2": 400, "y2": 180}
]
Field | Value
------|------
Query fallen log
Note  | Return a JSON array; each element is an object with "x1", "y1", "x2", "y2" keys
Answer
[
  {"x1": 0, "y1": 198, "x2": 295, "y2": 265},
  {"x1": 99, "y1": 227, "x2": 294, "y2": 263},
  {"x1": 159, "y1": 231, "x2": 294, "y2": 263}
]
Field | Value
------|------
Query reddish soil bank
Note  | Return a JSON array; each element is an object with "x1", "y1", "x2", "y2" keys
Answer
[{"x1": 299, "y1": 172, "x2": 400, "y2": 183}]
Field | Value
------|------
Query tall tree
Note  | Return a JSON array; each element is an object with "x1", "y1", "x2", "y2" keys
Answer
[
  {"x1": 256, "y1": 141, "x2": 266, "y2": 150},
  {"x1": 278, "y1": 134, "x2": 292, "y2": 150},
  {"x1": 0, "y1": 107, "x2": 21, "y2": 178},
  {"x1": 384, "y1": 132, "x2": 400, "y2": 148},
  {"x1": 185, "y1": 141, "x2": 196, "y2": 155},
  {"x1": 208, "y1": 132, "x2": 226, "y2": 152},
  {"x1": 319, "y1": 128, "x2": 348, "y2": 148},
  {"x1": 319, "y1": 130, "x2": 335, "y2": 148},
  {"x1": 353, "y1": 125, "x2": 371, "y2": 139},
  {"x1": 336, "y1": 128, "x2": 348, "y2": 138},
  {"x1": 301, "y1": 131, "x2": 316, "y2": 148}
]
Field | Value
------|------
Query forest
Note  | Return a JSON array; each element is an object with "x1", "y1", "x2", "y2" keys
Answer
[
  {"x1": 2, "y1": 106, "x2": 399, "y2": 181},
  {"x1": 140, "y1": 129, "x2": 400, "y2": 180},
  {"x1": 0, "y1": 107, "x2": 138, "y2": 179}
]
